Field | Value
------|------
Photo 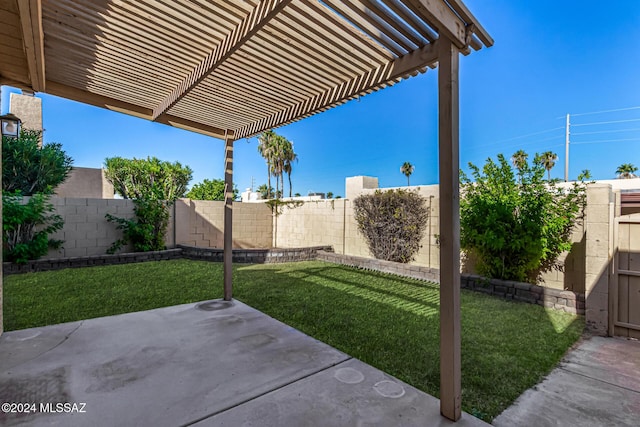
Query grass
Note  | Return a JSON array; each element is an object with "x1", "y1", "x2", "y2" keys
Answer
[{"x1": 4, "y1": 259, "x2": 584, "y2": 421}]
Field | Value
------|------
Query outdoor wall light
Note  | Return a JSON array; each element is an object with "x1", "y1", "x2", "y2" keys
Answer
[{"x1": 0, "y1": 113, "x2": 21, "y2": 138}]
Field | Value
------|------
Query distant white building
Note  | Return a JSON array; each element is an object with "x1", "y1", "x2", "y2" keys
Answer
[
  {"x1": 240, "y1": 188, "x2": 327, "y2": 203},
  {"x1": 240, "y1": 188, "x2": 263, "y2": 202}
]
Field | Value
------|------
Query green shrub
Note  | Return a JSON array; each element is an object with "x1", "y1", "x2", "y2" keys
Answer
[
  {"x1": 105, "y1": 199, "x2": 170, "y2": 253},
  {"x1": 104, "y1": 156, "x2": 192, "y2": 200},
  {"x1": 186, "y1": 178, "x2": 238, "y2": 201},
  {"x1": 354, "y1": 189, "x2": 429, "y2": 263},
  {"x1": 2, "y1": 129, "x2": 73, "y2": 195},
  {"x1": 460, "y1": 153, "x2": 588, "y2": 283},
  {"x1": 3, "y1": 192, "x2": 64, "y2": 263}
]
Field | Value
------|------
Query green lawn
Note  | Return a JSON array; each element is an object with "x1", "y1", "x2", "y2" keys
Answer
[{"x1": 4, "y1": 259, "x2": 583, "y2": 421}]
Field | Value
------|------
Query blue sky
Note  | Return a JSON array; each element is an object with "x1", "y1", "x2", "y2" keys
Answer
[{"x1": 2, "y1": 0, "x2": 639, "y2": 197}]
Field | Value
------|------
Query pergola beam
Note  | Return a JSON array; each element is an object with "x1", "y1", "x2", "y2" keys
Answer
[
  {"x1": 234, "y1": 39, "x2": 441, "y2": 139},
  {"x1": 151, "y1": 0, "x2": 294, "y2": 121},
  {"x1": 437, "y1": 35, "x2": 461, "y2": 421},
  {"x1": 46, "y1": 81, "x2": 229, "y2": 140},
  {"x1": 404, "y1": 0, "x2": 467, "y2": 49},
  {"x1": 447, "y1": 0, "x2": 494, "y2": 47},
  {"x1": 17, "y1": 0, "x2": 45, "y2": 92}
]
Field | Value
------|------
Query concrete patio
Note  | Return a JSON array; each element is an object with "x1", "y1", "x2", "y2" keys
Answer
[
  {"x1": 494, "y1": 336, "x2": 640, "y2": 427},
  {"x1": 0, "y1": 300, "x2": 487, "y2": 426}
]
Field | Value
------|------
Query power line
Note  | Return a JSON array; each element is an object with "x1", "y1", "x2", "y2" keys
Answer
[
  {"x1": 556, "y1": 106, "x2": 640, "y2": 119},
  {"x1": 572, "y1": 138, "x2": 640, "y2": 145},
  {"x1": 572, "y1": 127, "x2": 640, "y2": 136},
  {"x1": 491, "y1": 126, "x2": 564, "y2": 145},
  {"x1": 570, "y1": 106, "x2": 640, "y2": 117},
  {"x1": 465, "y1": 140, "x2": 563, "y2": 157},
  {"x1": 572, "y1": 118, "x2": 640, "y2": 127}
]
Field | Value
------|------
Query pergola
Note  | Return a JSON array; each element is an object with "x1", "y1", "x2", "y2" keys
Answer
[{"x1": 0, "y1": 0, "x2": 492, "y2": 421}]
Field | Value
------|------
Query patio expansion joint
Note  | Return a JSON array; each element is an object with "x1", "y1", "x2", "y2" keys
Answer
[
  {"x1": 558, "y1": 365, "x2": 640, "y2": 395},
  {"x1": 180, "y1": 355, "x2": 354, "y2": 427}
]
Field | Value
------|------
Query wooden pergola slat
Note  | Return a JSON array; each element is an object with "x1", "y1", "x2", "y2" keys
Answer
[
  {"x1": 235, "y1": 39, "x2": 440, "y2": 139},
  {"x1": 0, "y1": 0, "x2": 493, "y2": 421},
  {"x1": 151, "y1": 0, "x2": 293, "y2": 120}
]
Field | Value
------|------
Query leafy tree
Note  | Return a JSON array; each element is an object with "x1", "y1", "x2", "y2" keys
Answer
[
  {"x1": 186, "y1": 179, "x2": 238, "y2": 201},
  {"x1": 2, "y1": 129, "x2": 71, "y2": 262},
  {"x1": 3, "y1": 129, "x2": 73, "y2": 195},
  {"x1": 3, "y1": 192, "x2": 64, "y2": 263},
  {"x1": 326, "y1": 192, "x2": 334, "y2": 199},
  {"x1": 354, "y1": 189, "x2": 429, "y2": 263},
  {"x1": 535, "y1": 151, "x2": 558, "y2": 181},
  {"x1": 616, "y1": 163, "x2": 638, "y2": 179},
  {"x1": 104, "y1": 156, "x2": 192, "y2": 200},
  {"x1": 400, "y1": 162, "x2": 415, "y2": 186},
  {"x1": 294, "y1": 192, "x2": 301, "y2": 197},
  {"x1": 104, "y1": 157, "x2": 192, "y2": 253},
  {"x1": 106, "y1": 199, "x2": 169, "y2": 253},
  {"x1": 460, "y1": 152, "x2": 588, "y2": 283}
]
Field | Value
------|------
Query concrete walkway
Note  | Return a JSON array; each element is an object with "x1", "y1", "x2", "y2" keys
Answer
[
  {"x1": 493, "y1": 336, "x2": 640, "y2": 427},
  {"x1": 0, "y1": 300, "x2": 487, "y2": 426}
]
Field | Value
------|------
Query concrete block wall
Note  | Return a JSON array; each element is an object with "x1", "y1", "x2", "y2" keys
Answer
[
  {"x1": 584, "y1": 184, "x2": 615, "y2": 334},
  {"x1": 275, "y1": 200, "x2": 348, "y2": 253},
  {"x1": 45, "y1": 198, "x2": 136, "y2": 258},
  {"x1": 27, "y1": 198, "x2": 272, "y2": 261},
  {"x1": 276, "y1": 183, "x2": 441, "y2": 269},
  {"x1": 55, "y1": 167, "x2": 115, "y2": 199},
  {"x1": 174, "y1": 199, "x2": 272, "y2": 249}
]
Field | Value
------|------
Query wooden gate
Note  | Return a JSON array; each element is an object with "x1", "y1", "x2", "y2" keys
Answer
[{"x1": 611, "y1": 215, "x2": 640, "y2": 338}]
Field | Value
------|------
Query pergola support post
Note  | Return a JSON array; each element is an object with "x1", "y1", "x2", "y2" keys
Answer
[
  {"x1": 223, "y1": 132, "x2": 234, "y2": 301},
  {"x1": 438, "y1": 35, "x2": 461, "y2": 422}
]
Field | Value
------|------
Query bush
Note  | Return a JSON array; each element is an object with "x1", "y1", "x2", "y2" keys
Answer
[
  {"x1": 3, "y1": 192, "x2": 64, "y2": 263},
  {"x1": 2, "y1": 129, "x2": 73, "y2": 195},
  {"x1": 354, "y1": 189, "x2": 429, "y2": 263},
  {"x1": 104, "y1": 156, "x2": 191, "y2": 253},
  {"x1": 104, "y1": 156, "x2": 192, "y2": 200},
  {"x1": 186, "y1": 178, "x2": 238, "y2": 201},
  {"x1": 105, "y1": 199, "x2": 170, "y2": 253},
  {"x1": 460, "y1": 153, "x2": 588, "y2": 283}
]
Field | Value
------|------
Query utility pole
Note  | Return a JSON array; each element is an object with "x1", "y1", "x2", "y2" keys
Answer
[{"x1": 564, "y1": 113, "x2": 570, "y2": 182}]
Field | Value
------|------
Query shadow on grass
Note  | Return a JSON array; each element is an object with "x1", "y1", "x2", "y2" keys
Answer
[
  {"x1": 235, "y1": 261, "x2": 584, "y2": 422},
  {"x1": 4, "y1": 259, "x2": 583, "y2": 422}
]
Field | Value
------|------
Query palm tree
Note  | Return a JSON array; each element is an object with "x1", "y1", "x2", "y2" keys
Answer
[
  {"x1": 260, "y1": 132, "x2": 297, "y2": 199},
  {"x1": 400, "y1": 162, "x2": 414, "y2": 186},
  {"x1": 538, "y1": 151, "x2": 558, "y2": 181},
  {"x1": 257, "y1": 130, "x2": 277, "y2": 198},
  {"x1": 511, "y1": 150, "x2": 528, "y2": 184},
  {"x1": 616, "y1": 163, "x2": 638, "y2": 179},
  {"x1": 511, "y1": 150, "x2": 528, "y2": 171},
  {"x1": 270, "y1": 134, "x2": 286, "y2": 199},
  {"x1": 577, "y1": 169, "x2": 592, "y2": 181},
  {"x1": 283, "y1": 140, "x2": 298, "y2": 197}
]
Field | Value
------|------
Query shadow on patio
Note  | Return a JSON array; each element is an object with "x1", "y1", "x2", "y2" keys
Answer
[{"x1": 0, "y1": 299, "x2": 487, "y2": 426}]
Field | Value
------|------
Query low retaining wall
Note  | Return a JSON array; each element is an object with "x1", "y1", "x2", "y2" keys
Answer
[
  {"x1": 317, "y1": 251, "x2": 584, "y2": 315},
  {"x1": 3, "y1": 249, "x2": 184, "y2": 275},
  {"x1": 461, "y1": 275, "x2": 585, "y2": 315},
  {"x1": 317, "y1": 250, "x2": 439, "y2": 282},
  {"x1": 3, "y1": 246, "x2": 335, "y2": 275},
  {"x1": 179, "y1": 245, "x2": 333, "y2": 263}
]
